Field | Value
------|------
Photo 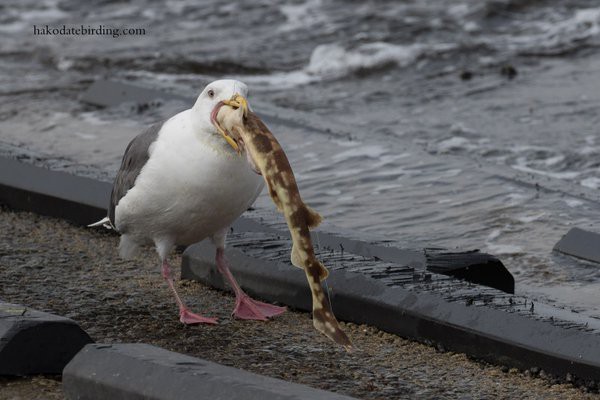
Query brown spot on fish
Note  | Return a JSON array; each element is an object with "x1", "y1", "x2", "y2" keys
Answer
[
  {"x1": 272, "y1": 150, "x2": 292, "y2": 173},
  {"x1": 288, "y1": 209, "x2": 306, "y2": 228},
  {"x1": 253, "y1": 133, "x2": 273, "y2": 153}
]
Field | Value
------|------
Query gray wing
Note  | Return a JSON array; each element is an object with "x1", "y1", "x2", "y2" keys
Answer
[{"x1": 109, "y1": 121, "x2": 164, "y2": 226}]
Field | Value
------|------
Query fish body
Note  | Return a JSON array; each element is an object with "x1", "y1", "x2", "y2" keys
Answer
[{"x1": 216, "y1": 104, "x2": 352, "y2": 351}]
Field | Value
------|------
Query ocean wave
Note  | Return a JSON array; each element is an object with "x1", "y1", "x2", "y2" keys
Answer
[
  {"x1": 239, "y1": 41, "x2": 455, "y2": 88},
  {"x1": 480, "y1": 6, "x2": 600, "y2": 55},
  {"x1": 305, "y1": 42, "x2": 427, "y2": 78},
  {"x1": 278, "y1": 0, "x2": 328, "y2": 32}
]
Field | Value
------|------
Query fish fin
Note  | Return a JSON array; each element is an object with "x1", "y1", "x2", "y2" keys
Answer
[
  {"x1": 290, "y1": 244, "x2": 330, "y2": 283},
  {"x1": 244, "y1": 145, "x2": 262, "y2": 175},
  {"x1": 290, "y1": 243, "x2": 304, "y2": 269},
  {"x1": 304, "y1": 205, "x2": 323, "y2": 228},
  {"x1": 292, "y1": 245, "x2": 330, "y2": 280},
  {"x1": 314, "y1": 259, "x2": 329, "y2": 281}
]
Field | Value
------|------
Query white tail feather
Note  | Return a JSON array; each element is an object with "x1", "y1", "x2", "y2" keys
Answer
[{"x1": 87, "y1": 217, "x2": 115, "y2": 230}]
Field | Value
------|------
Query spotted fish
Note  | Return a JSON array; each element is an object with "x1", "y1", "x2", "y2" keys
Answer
[{"x1": 212, "y1": 97, "x2": 353, "y2": 351}]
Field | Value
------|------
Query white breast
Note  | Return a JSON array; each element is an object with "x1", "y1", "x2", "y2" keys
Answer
[{"x1": 115, "y1": 109, "x2": 264, "y2": 246}]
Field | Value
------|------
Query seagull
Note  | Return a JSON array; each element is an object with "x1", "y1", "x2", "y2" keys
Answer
[{"x1": 91, "y1": 79, "x2": 286, "y2": 324}]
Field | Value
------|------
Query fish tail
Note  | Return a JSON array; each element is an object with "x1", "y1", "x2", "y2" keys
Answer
[
  {"x1": 304, "y1": 205, "x2": 322, "y2": 228},
  {"x1": 313, "y1": 307, "x2": 353, "y2": 352},
  {"x1": 290, "y1": 243, "x2": 303, "y2": 269},
  {"x1": 310, "y1": 278, "x2": 352, "y2": 352}
]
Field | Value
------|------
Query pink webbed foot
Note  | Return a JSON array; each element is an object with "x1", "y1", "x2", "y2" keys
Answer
[
  {"x1": 179, "y1": 308, "x2": 218, "y2": 325},
  {"x1": 233, "y1": 294, "x2": 286, "y2": 321}
]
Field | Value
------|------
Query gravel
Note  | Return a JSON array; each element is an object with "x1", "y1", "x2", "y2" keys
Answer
[{"x1": 0, "y1": 207, "x2": 597, "y2": 400}]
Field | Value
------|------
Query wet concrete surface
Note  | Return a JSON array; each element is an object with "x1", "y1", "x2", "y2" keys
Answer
[{"x1": 0, "y1": 207, "x2": 598, "y2": 399}]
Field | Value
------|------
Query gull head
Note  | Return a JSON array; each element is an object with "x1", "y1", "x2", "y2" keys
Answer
[{"x1": 193, "y1": 79, "x2": 249, "y2": 151}]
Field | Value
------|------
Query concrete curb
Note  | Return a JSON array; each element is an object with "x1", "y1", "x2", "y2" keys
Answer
[
  {"x1": 63, "y1": 343, "x2": 357, "y2": 400},
  {"x1": 0, "y1": 157, "x2": 108, "y2": 225},
  {"x1": 183, "y1": 240, "x2": 600, "y2": 383},
  {"x1": 0, "y1": 301, "x2": 92, "y2": 375}
]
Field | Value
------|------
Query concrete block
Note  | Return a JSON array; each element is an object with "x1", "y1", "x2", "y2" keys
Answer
[
  {"x1": 554, "y1": 227, "x2": 600, "y2": 264},
  {"x1": 63, "y1": 343, "x2": 356, "y2": 400},
  {"x1": 0, "y1": 301, "x2": 92, "y2": 375}
]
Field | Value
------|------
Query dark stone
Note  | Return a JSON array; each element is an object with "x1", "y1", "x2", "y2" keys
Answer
[
  {"x1": 500, "y1": 65, "x2": 518, "y2": 79},
  {"x1": 63, "y1": 343, "x2": 356, "y2": 400},
  {"x1": 0, "y1": 301, "x2": 92, "y2": 375},
  {"x1": 425, "y1": 250, "x2": 515, "y2": 294},
  {"x1": 460, "y1": 70, "x2": 473, "y2": 81},
  {"x1": 553, "y1": 227, "x2": 600, "y2": 264}
]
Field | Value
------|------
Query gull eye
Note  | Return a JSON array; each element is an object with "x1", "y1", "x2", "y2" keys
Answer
[{"x1": 207, "y1": 89, "x2": 215, "y2": 98}]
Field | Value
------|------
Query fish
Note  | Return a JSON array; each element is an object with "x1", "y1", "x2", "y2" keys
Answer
[{"x1": 211, "y1": 96, "x2": 353, "y2": 351}]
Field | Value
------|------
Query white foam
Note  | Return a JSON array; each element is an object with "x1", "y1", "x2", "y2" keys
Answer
[
  {"x1": 581, "y1": 176, "x2": 600, "y2": 190},
  {"x1": 238, "y1": 40, "x2": 454, "y2": 88},
  {"x1": 492, "y1": 7, "x2": 600, "y2": 53},
  {"x1": 373, "y1": 183, "x2": 403, "y2": 194},
  {"x1": 486, "y1": 229, "x2": 502, "y2": 241},
  {"x1": 306, "y1": 42, "x2": 422, "y2": 78},
  {"x1": 543, "y1": 154, "x2": 565, "y2": 166},
  {"x1": 337, "y1": 195, "x2": 355, "y2": 202},
  {"x1": 516, "y1": 213, "x2": 546, "y2": 223},
  {"x1": 439, "y1": 168, "x2": 462, "y2": 178},
  {"x1": 278, "y1": 0, "x2": 326, "y2": 32},
  {"x1": 56, "y1": 57, "x2": 74, "y2": 72},
  {"x1": 331, "y1": 144, "x2": 387, "y2": 161},
  {"x1": 433, "y1": 136, "x2": 477, "y2": 153},
  {"x1": 578, "y1": 146, "x2": 598, "y2": 156},
  {"x1": 73, "y1": 131, "x2": 97, "y2": 140},
  {"x1": 485, "y1": 243, "x2": 523, "y2": 255},
  {"x1": 564, "y1": 198, "x2": 584, "y2": 208},
  {"x1": 512, "y1": 164, "x2": 581, "y2": 180},
  {"x1": 21, "y1": 8, "x2": 69, "y2": 22},
  {"x1": 234, "y1": 70, "x2": 319, "y2": 91},
  {"x1": 0, "y1": 21, "x2": 27, "y2": 33},
  {"x1": 447, "y1": 4, "x2": 471, "y2": 19},
  {"x1": 505, "y1": 192, "x2": 528, "y2": 206}
]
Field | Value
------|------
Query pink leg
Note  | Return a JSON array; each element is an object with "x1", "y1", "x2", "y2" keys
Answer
[
  {"x1": 162, "y1": 260, "x2": 217, "y2": 325},
  {"x1": 216, "y1": 248, "x2": 286, "y2": 320}
]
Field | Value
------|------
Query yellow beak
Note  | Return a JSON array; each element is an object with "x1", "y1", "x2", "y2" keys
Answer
[
  {"x1": 216, "y1": 124, "x2": 240, "y2": 153},
  {"x1": 222, "y1": 94, "x2": 249, "y2": 118},
  {"x1": 214, "y1": 93, "x2": 249, "y2": 153}
]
